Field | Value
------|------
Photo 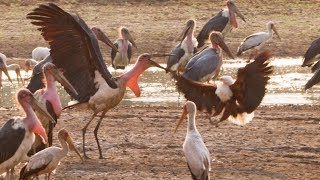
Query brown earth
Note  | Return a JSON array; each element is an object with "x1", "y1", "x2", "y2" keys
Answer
[
  {"x1": 1, "y1": 104, "x2": 320, "y2": 179},
  {"x1": 1, "y1": 0, "x2": 320, "y2": 179},
  {"x1": 1, "y1": 0, "x2": 320, "y2": 65}
]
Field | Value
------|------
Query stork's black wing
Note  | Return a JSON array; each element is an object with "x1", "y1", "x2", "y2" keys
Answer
[
  {"x1": 196, "y1": 10, "x2": 229, "y2": 48},
  {"x1": 302, "y1": 37, "x2": 320, "y2": 67},
  {"x1": 0, "y1": 119, "x2": 25, "y2": 164},
  {"x1": 27, "y1": 3, "x2": 117, "y2": 102}
]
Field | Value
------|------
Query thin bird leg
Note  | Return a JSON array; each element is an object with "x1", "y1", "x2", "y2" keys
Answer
[
  {"x1": 5, "y1": 168, "x2": 10, "y2": 180},
  {"x1": 82, "y1": 112, "x2": 98, "y2": 159},
  {"x1": 94, "y1": 111, "x2": 107, "y2": 159},
  {"x1": 9, "y1": 168, "x2": 14, "y2": 180},
  {"x1": 16, "y1": 69, "x2": 24, "y2": 86},
  {"x1": 47, "y1": 172, "x2": 51, "y2": 180}
]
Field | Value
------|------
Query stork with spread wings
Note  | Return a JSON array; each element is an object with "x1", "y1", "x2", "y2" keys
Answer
[{"x1": 173, "y1": 51, "x2": 273, "y2": 125}]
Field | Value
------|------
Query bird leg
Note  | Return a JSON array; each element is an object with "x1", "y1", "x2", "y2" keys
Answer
[
  {"x1": 94, "y1": 111, "x2": 107, "y2": 159},
  {"x1": 248, "y1": 49, "x2": 259, "y2": 62},
  {"x1": 47, "y1": 172, "x2": 51, "y2": 180},
  {"x1": 82, "y1": 112, "x2": 98, "y2": 159},
  {"x1": 9, "y1": 168, "x2": 14, "y2": 180}
]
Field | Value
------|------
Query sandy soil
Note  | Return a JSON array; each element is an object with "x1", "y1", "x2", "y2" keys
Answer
[
  {"x1": 0, "y1": 0, "x2": 320, "y2": 63},
  {"x1": 1, "y1": 0, "x2": 320, "y2": 179},
  {"x1": 1, "y1": 104, "x2": 320, "y2": 179}
]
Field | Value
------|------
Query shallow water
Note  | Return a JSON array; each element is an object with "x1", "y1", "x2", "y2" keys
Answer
[{"x1": 0, "y1": 57, "x2": 319, "y2": 109}]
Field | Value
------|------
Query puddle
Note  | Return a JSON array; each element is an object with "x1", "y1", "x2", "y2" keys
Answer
[{"x1": 0, "y1": 57, "x2": 319, "y2": 109}]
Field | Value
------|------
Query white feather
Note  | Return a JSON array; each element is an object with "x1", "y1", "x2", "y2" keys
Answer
[
  {"x1": 215, "y1": 76, "x2": 235, "y2": 102},
  {"x1": 32, "y1": 47, "x2": 50, "y2": 61},
  {"x1": 89, "y1": 71, "x2": 120, "y2": 111},
  {"x1": 227, "y1": 112, "x2": 254, "y2": 125}
]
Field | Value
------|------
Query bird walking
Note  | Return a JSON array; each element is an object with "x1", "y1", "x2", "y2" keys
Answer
[
  {"x1": 27, "y1": 62, "x2": 78, "y2": 155},
  {"x1": 175, "y1": 101, "x2": 211, "y2": 180},
  {"x1": 237, "y1": 21, "x2": 281, "y2": 59},
  {"x1": 19, "y1": 129, "x2": 83, "y2": 180},
  {"x1": 197, "y1": 0, "x2": 246, "y2": 48},
  {"x1": 183, "y1": 31, "x2": 234, "y2": 82},
  {"x1": 27, "y1": 3, "x2": 167, "y2": 159},
  {"x1": 0, "y1": 56, "x2": 12, "y2": 88},
  {"x1": 173, "y1": 51, "x2": 273, "y2": 125},
  {"x1": 0, "y1": 89, "x2": 55, "y2": 179},
  {"x1": 0, "y1": 53, "x2": 24, "y2": 86},
  {"x1": 166, "y1": 19, "x2": 198, "y2": 72},
  {"x1": 301, "y1": 37, "x2": 320, "y2": 89}
]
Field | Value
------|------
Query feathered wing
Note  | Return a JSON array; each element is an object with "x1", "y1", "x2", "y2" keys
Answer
[
  {"x1": 166, "y1": 45, "x2": 185, "y2": 71},
  {"x1": 173, "y1": 51, "x2": 273, "y2": 124},
  {"x1": 27, "y1": 3, "x2": 117, "y2": 102},
  {"x1": 302, "y1": 37, "x2": 320, "y2": 67},
  {"x1": 172, "y1": 73, "x2": 220, "y2": 114},
  {"x1": 229, "y1": 51, "x2": 273, "y2": 114},
  {"x1": 305, "y1": 69, "x2": 320, "y2": 90},
  {"x1": 196, "y1": 10, "x2": 229, "y2": 48}
]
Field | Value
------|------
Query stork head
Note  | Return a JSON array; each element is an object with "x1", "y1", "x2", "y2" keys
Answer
[
  {"x1": 58, "y1": 129, "x2": 84, "y2": 162},
  {"x1": 17, "y1": 89, "x2": 56, "y2": 142},
  {"x1": 220, "y1": 76, "x2": 235, "y2": 86},
  {"x1": 175, "y1": 101, "x2": 196, "y2": 132},
  {"x1": 210, "y1": 32, "x2": 234, "y2": 59},
  {"x1": 177, "y1": 19, "x2": 196, "y2": 44},
  {"x1": 120, "y1": 27, "x2": 138, "y2": 49},
  {"x1": 43, "y1": 62, "x2": 78, "y2": 97},
  {"x1": 91, "y1": 27, "x2": 119, "y2": 52},
  {"x1": 124, "y1": 53, "x2": 167, "y2": 97},
  {"x1": 227, "y1": 0, "x2": 246, "y2": 27},
  {"x1": 267, "y1": 21, "x2": 281, "y2": 40}
]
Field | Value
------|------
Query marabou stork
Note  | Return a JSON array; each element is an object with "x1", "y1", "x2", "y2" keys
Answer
[
  {"x1": 237, "y1": 21, "x2": 281, "y2": 59},
  {"x1": 166, "y1": 19, "x2": 198, "y2": 72},
  {"x1": 301, "y1": 37, "x2": 320, "y2": 89},
  {"x1": 0, "y1": 53, "x2": 24, "y2": 86},
  {"x1": 27, "y1": 3, "x2": 167, "y2": 159},
  {"x1": 28, "y1": 62, "x2": 78, "y2": 155},
  {"x1": 92, "y1": 27, "x2": 137, "y2": 70},
  {"x1": 20, "y1": 129, "x2": 83, "y2": 180},
  {"x1": 175, "y1": 101, "x2": 211, "y2": 180},
  {"x1": 183, "y1": 31, "x2": 234, "y2": 82},
  {"x1": 173, "y1": 51, "x2": 273, "y2": 125},
  {"x1": 0, "y1": 89, "x2": 54, "y2": 179},
  {"x1": 32, "y1": 47, "x2": 50, "y2": 61},
  {"x1": 197, "y1": 0, "x2": 246, "y2": 48}
]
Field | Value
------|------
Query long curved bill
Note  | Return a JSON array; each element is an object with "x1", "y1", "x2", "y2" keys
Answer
[
  {"x1": 177, "y1": 22, "x2": 192, "y2": 45},
  {"x1": 96, "y1": 29, "x2": 119, "y2": 53},
  {"x1": 272, "y1": 26, "x2": 281, "y2": 40},
  {"x1": 217, "y1": 36, "x2": 235, "y2": 59},
  {"x1": 305, "y1": 69, "x2": 320, "y2": 90},
  {"x1": 234, "y1": 6, "x2": 246, "y2": 22},
  {"x1": 149, "y1": 54, "x2": 173, "y2": 70},
  {"x1": 52, "y1": 67, "x2": 78, "y2": 97},
  {"x1": 175, "y1": 105, "x2": 187, "y2": 132},
  {"x1": 66, "y1": 136, "x2": 84, "y2": 162},
  {"x1": 127, "y1": 32, "x2": 138, "y2": 49},
  {"x1": 30, "y1": 94, "x2": 55, "y2": 124}
]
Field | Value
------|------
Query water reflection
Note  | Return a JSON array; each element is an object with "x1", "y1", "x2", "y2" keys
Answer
[{"x1": 0, "y1": 57, "x2": 319, "y2": 108}]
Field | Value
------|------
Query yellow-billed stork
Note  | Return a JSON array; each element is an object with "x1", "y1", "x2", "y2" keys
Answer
[
  {"x1": 19, "y1": 129, "x2": 83, "y2": 180},
  {"x1": 237, "y1": 21, "x2": 281, "y2": 59},
  {"x1": 175, "y1": 101, "x2": 211, "y2": 180},
  {"x1": 0, "y1": 53, "x2": 24, "y2": 86}
]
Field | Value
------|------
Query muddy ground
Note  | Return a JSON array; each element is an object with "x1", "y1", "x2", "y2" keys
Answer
[
  {"x1": 1, "y1": 0, "x2": 320, "y2": 179},
  {"x1": 1, "y1": 104, "x2": 320, "y2": 179}
]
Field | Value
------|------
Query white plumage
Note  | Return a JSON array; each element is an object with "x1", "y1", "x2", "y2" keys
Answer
[
  {"x1": 176, "y1": 101, "x2": 210, "y2": 180},
  {"x1": 237, "y1": 21, "x2": 281, "y2": 58},
  {"x1": 32, "y1": 47, "x2": 50, "y2": 61}
]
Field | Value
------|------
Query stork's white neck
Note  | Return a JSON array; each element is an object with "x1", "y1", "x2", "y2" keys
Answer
[
  {"x1": 22, "y1": 103, "x2": 39, "y2": 130},
  {"x1": 187, "y1": 111, "x2": 197, "y2": 133}
]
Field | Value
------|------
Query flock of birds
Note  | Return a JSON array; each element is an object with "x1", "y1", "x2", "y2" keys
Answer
[{"x1": 0, "y1": 1, "x2": 319, "y2": 179}]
